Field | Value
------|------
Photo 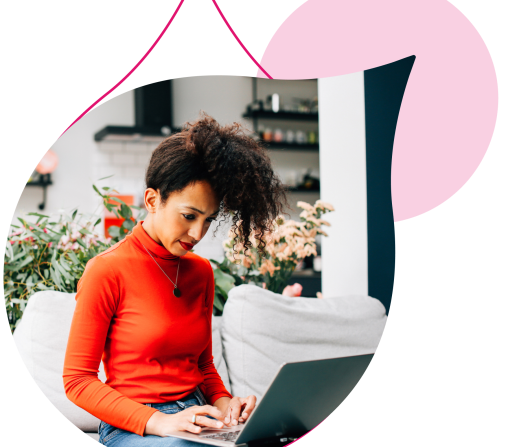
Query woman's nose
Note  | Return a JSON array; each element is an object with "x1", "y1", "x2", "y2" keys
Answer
[{"x1": 188, "y1": 223, "x2": 204, "y2": 242}]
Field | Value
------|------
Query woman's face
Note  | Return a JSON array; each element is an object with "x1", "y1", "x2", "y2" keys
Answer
[{"x1": 143, "y1": 180, "x2": 220, "y2": 256}]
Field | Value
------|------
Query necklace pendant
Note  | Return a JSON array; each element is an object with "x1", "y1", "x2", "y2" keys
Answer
[{"x1": 173, "y1": 287, "x2": 181, "y2": 297}]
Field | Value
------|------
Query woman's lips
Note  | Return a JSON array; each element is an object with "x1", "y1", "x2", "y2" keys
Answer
[{"x1": 179, "y1": 241, "x2": 194, "y2": 251}]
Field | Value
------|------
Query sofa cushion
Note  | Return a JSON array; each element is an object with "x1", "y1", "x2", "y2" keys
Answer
[
  {"x1": 13, "y1": 291, "x2": 104, "y2": 432},
  {"x1": 211, "y1": 316, "x2": 231, "y2": 393},
  {"x1": 13, "y1": 291, "x2": 230, "y2": 432},
  {"x1": 221, "y1": 284, "x2": 387, "y2": 399}
]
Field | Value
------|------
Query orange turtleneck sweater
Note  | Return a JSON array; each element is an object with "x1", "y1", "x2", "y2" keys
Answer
[{"x1": 63, "y1": 221, "x2": 232, "y2": 437}]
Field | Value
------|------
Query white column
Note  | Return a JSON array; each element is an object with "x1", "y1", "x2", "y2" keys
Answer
[{"x1": 318, "y1": 73, "x2": 368, "y2": 297}]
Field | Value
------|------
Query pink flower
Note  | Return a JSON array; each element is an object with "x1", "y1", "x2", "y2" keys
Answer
[{"x1": 282, "y1": 283, "x2": 303, "y2": 297}]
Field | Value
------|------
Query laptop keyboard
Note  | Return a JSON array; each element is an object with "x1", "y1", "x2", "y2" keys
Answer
[{"x1": 200, "y1": 430, "x2": 241, "y2": 442}]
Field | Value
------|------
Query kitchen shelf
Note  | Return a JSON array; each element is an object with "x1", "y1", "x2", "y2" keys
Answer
[
  {"x1": 94, "y1": 125, "x2": 182, "y2": 142},
  {"x1": 243, "y1": 110, "x2": 318, "y2": 121},
  {"x1": 26, "y1": 174, "x2": 52, "y2": 210},
  {"x1": 284, "y1": 186, "x2": 320, "y2": 193},
  {"x1": 262, "y1": 141, "x2": 319, "y2": 152}
]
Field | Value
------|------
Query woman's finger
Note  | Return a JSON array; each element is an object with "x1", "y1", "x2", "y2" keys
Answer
[
  {"x1": 239, "y1": 395, "x2": 257, "y2": 422},
  {"x1": 194, "y1": 415, "x2": 224, "y2": 429},
  {"x1": 191, "y1": 404, "x2": 224, "y2": 420},
  {"x1": 183, "y1": 422, "x2": 202, "y2": 434},
  {"x1": 228, "y1": 399, "x2": 243, "y2": 426},
  {"x1": 224, "y1": 406, "x2": 232, "y2": 425}
]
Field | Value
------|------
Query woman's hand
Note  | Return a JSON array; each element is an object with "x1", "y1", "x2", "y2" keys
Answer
[
  {"x1": 213, "y1": 395, "x2": 257, "y2": 427},
  {"x1": 144, "y1": 405, "x2": 225, "y2": 437}
]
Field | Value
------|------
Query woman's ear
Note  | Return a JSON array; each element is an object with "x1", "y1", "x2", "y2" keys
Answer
[{"x1": 144, "y1": 188, "x2": 159, "y2": 213}]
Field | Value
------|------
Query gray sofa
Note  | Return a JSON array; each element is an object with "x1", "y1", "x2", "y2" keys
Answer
[{"x1": 12, "y1": 284, "x2": 387, "y2": 442}]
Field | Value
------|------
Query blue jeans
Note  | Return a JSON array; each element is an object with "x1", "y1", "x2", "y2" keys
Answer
[{"x1": 98, "y1": 389, "x2": 208, "y2": 446}]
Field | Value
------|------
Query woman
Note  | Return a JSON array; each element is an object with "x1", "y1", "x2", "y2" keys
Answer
[{"x1": 63, "y1": 113, "x2": 288, "y2": 446}]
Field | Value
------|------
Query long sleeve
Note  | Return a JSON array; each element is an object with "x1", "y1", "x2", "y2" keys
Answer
[
  {"x1": 63, "y1": 222, "x2": 231, "y2": 435},
  {"x1": 62, "y1": 255, "x2": 157, "y2": 436},
  {"x1": 198, "y1": 262, "x2": 234, "y2": 404}
]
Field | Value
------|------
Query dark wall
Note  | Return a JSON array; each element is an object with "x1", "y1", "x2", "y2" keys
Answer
[{"x1": 364, "y1": 56, "x2": 415, "y2": 314}]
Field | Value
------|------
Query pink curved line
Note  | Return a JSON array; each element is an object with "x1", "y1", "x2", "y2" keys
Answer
[
  {"x1": 62, "y1": 0, "x2": 186, "y2": 136},
  {"x1": 211, "y1": 0, "x2": 273, "y2": 79}
]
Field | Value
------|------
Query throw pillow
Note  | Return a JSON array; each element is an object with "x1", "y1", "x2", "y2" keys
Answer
[{"x1": 221, "y1": 284, "x2": 387, "y2": 399}]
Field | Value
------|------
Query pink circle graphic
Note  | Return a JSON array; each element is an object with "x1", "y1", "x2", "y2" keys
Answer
[{"x1": 257, "y1": 0, "x2": 498, "y2": 221}]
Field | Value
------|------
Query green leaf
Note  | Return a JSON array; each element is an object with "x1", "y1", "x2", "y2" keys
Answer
[
  {"x1": 4, "y1": 288, "x2": 16, "y2": 297},
  {"x1": 27, "y1": 212, "x2": 50, "y2": 219},
  {"x1": 4, "y1": 255, "x2": 34, "y2": 272},
  {"x1": 213, "y1": 292, "x2": 224, "y2": 312},
  {"x1": 79, "y1": 228, "x2": 92, "y2": 235},
  {"x1": 98, "y1": 175, "x2": 114, "y2": 181},
  {"x1": 93, "y1": 184, "x2": 104, "y2": 198},
  {"x1": 58, "y1": 257, "x2": 72, "y2": 272},
  {"x1": 50, "y1": 266, "x2": 65, "y2": 290},
  {"x1": 108, "y1": 226, "x2": 121, "y2": 238},
  {"x1": 67, "y1": 251, "x2": 80, "y2": 265},
  {"x1": 122, "y1": 219, "x2": 134, "y2": 231},
  {"x1": 72, "y1": 209, "x2": 78, "y2": 220},
  {"x1": 94, "y1": 218, "x2": 102, "y2": 227},
  {"x1": 5, "y1": 240, "x2": 14, "y2": 260},
  {"x1": 38, "y1": 232, "x2": 52, "y2": 242},
  {"x1": 119, "y1": 204, "x2": 132, "y2": 219},
  {"x1": 54, "y1": 260, "x2": 73, "y2": 282},
  {"x1": 214, "y1": 269, "x2": 235, "y2": 296},
  {"x1": 109, "y1": 197, "x2": 127, "y2": 206}
]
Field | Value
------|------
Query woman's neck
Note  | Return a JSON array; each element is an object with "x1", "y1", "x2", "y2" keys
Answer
[{"x1": 141, "y1": 214, "x2": 162, "y2": 246}]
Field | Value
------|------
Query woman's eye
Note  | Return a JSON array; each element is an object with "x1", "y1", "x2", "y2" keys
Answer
[
  {"x1": 183, "y1": 214, "x2": 215, "y2": 223},
  {"x1": 206, "y1": 217, "x2": 217, "y2": 223}
]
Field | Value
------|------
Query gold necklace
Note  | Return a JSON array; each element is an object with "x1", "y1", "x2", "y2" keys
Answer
[{"x1": 140, "y1": 243, "x2": 181, "y2": 297}]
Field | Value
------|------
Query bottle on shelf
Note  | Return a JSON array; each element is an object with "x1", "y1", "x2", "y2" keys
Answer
[
  {"x1": 295, "y1": 130, "x2": 307, "y2": 144},
  {"x1": 274, "y1": 128, "x2": 284, "y2": 142}
]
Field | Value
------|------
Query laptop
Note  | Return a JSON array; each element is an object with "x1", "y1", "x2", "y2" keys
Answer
[{"x1": 164, "y1": 353, "x2": 374, "y2": 447}]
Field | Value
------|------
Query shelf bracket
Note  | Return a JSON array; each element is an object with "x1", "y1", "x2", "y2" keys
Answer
[{"x1": 38, "y1": 183, "x2": 48, "y2": 210}]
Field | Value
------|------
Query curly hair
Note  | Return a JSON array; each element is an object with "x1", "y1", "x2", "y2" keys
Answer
[{"x1": 145, "y1": 111, "x2": 289, "y2": 255}]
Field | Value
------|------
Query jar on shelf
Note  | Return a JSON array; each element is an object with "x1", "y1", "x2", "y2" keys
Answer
[
  {"x1": 295, "y1": 130, "x2": 307, "y2": 144},
  {"x1": 286, "y1": 129, "x2": 295, "y2": 143},
  {"x1": 274, "y1": 128, "x2": 284, "y2": 142},
  {"x1": 263, "y1": 127, "x2": 273, "y2": 142}
]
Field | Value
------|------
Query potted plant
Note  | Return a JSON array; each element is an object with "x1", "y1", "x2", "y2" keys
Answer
[
  {"x1": 210, "y1": 199, "x2": 334, "y2": 314},
  {"x1": 3, "y1": 182, "x2": 145, "y2": 333}
]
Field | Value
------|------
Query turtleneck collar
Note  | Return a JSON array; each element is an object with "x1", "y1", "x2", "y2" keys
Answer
[{"x1": 130, "y1": 221, "x2": 180, "y2": 261}]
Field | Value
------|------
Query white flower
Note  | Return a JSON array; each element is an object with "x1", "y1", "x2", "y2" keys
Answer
[
  {"x1": 315, "y1": 200, "x2": 335, "y2": 212},
  {"x1": 297, "y1": 201, "x2": 315, "y2": 212}
]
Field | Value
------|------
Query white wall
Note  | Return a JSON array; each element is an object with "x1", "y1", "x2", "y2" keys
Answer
[
  {"x1": 13, "y1": 76, "x2": 320, "y2": 261},
  {"x1": 13, "y1": 91, "x2": 135, "y2": 222},
  {"x1": 318, "y1": 73, "x2": 368, "y2": 297}
]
